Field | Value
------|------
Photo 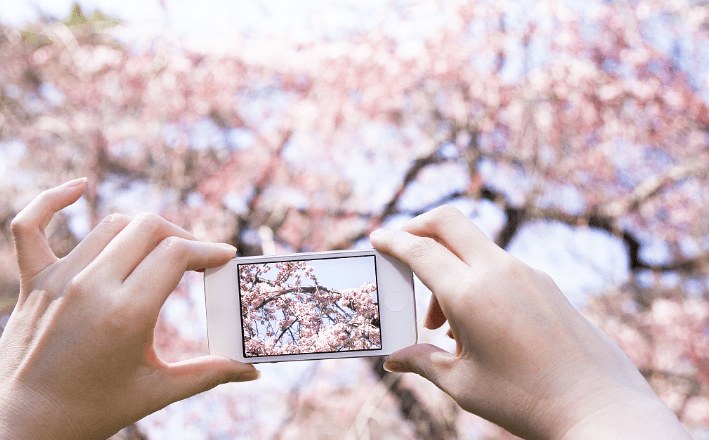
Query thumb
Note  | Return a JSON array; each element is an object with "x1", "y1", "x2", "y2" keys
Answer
[
  {"x1": 383, "y1": 343, "x2": 458, "y2": 389},
  {"x1": 164, "y1": 356, "x2": 260, "y2": 403}
]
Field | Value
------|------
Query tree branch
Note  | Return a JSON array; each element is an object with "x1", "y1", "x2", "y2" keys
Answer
[{"x1": 598, "y1": 161, "x2": 709, "y2": 218}]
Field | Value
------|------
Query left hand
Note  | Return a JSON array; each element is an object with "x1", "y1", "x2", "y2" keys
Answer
[{"x1": 0, "y1": 179, "x2": 258, "y2": 440}]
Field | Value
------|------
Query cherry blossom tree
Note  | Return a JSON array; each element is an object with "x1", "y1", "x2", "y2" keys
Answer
[
  {"x1": 0, "y1": 0, "x2": 708, "y2": 438},
  {"x1": 239, "y1": 261, "x2": 381, "y2": 356}
]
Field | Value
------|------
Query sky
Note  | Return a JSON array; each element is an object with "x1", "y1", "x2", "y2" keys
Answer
[
  {"x1": 245, "y1": 255, "x2": 377, "y2": 293},
  {"x1": 0, "y1": 0, "x2": 452, "y2": 52}
]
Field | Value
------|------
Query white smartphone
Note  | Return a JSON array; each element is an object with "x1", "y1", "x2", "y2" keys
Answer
[{"x1": 204, "y1": 249, "x2": 417, "y2": 363}]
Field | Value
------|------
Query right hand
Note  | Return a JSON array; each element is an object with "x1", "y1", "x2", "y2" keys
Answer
[{"x1": 370, "y1": 205, "x2": 690, "y2": 440}]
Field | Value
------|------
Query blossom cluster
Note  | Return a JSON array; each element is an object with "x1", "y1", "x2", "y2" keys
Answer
[{"x1": 238, "y1": 261, "x2": 381, "y2": 356}]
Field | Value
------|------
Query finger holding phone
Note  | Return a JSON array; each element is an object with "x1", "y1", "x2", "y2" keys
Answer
[
  {"x1": 0, "y1": 179, "x2": 259, "y2": 440},
  {"x1": 370, "y1": 205, "x2": 691, "y2": 440}
]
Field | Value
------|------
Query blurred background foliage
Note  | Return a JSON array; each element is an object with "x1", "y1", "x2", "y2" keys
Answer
[{"x1": 0, "y1": 0, "x2": 708, "y2": 438}]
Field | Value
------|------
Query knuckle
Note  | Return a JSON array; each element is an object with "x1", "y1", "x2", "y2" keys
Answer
[
  {"x1": 102, "y1": 212, "x2": 132, "y2": 227},
  {"x1": 530, "y1": 266, "x2": 558, "y2": 292},
  {"x1": 10, "y1": 189, "x2": 63, "y2": 239},
  {"x1": 133, "y1": 212, "x2": 166, "y2": 234},
  {"x1": 498, "y1": 253, "x2": 526, "y2": 276},
  {"x1": 409, "y1": 205, "x2": 465, "y2": 238},
  {"x1": 532, "y1": 265, "x2": 554, "y2": 283},
  {"x1": 500, "y1": 255, "x2": 546, "y2": 289},
  {"x1": 65, "y1": 271, "x2": 91, "y2": 298},
  {"x1": 429, "y1": 205, "x2": 463, "y2": 223},
  {"x1": 406, "y1": 236, "x2": 438, "y2": 261},
  {"x1": 9, "y1": 214, "x2": 29, "y2": 237},
  {"x1": 513, "y1": 258, "x2": 537, "y2": 280},
  {"x1": 31, "y1": 188, "x2": 55, "y2": 207},
  {"x1": 134, "y1": 211, "x2": 163, "y2": 226},
  {"x1": 97, "y1": 213, "x2": 132, "y2": 232},
  {"x1": 159, "y1": 236, "x2": 189, "y2": 260}
]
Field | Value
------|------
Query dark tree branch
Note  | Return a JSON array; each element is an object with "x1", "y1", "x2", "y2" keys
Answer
[
  {"x1": 254, "y1": 284, "x2": 337, "y2": 310},
  {"x1": 274, "y1": 316, "x2": 299, "y2": 344},
  {"x1": 376, "y1": 151, "x2": 447, "y2": 225},
  {"x1": 495, "y1": 205, "x2": 527, "y2": 249}
]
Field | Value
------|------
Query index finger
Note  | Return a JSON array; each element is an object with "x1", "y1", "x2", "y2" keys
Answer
[
  {"x1": 92, "y1": 212, "x2": 198, "y2": 283},
  {"x1": 370, "y1": 228, "x2": 468, "y2": 300},
  {"x1": 400, "y1": 205, "x2": 499, "y2": 266}
]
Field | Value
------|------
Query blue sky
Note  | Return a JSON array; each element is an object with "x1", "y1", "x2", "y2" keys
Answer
[{"x1": 247, "y1": 255, "x2": 377, "y2": 295}]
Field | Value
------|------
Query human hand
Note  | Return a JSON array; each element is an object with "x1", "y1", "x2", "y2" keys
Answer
[
  {"x1": 370, "y1": 206, "x2": 690, "y2": 440},
  {"x1": 0, "y1": 179, "x2": 258, "y2": 440}
]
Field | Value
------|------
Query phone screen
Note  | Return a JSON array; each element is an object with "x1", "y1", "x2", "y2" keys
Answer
[{"x1": 237, "y1": 255, "x2": 383, "y2": 358}]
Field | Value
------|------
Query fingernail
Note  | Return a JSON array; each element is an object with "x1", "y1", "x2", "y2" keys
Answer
[
  {"x1": 383, "y1": 360, "x2": 408, "y2": 373},
  {"x1": 233, "y1": 370, "x2": 260, "y2": 382},
  {"x1": 219, "y1": 243, "x2": 237, "y2": 254},
  {"x1": 369, "y1": 229, "x2": 385, "y2": 239},
  {"x1": 62, "y1": 177, "x2": 88, "y2": 188}
]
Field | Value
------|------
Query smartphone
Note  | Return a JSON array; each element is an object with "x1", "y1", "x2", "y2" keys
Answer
[{"x1": 204, "y1": 249, "x2": 417, "y2": 363}]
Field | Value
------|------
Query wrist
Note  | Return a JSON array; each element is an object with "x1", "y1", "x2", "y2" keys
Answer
[
  {"x1": 557, "y1": 393, "x2": 691, "y2": 440},
  {"x1": 0, "y1": 381, "x2": 82, "y2": 440}
]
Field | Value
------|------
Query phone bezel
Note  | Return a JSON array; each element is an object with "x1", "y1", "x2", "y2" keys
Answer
[{"x1": 204, "y1": 249, "x2": 417, "y2": 363}]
